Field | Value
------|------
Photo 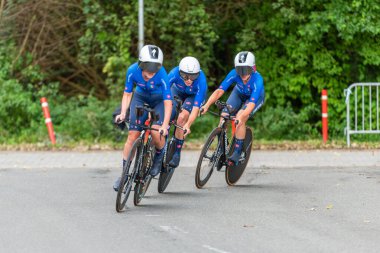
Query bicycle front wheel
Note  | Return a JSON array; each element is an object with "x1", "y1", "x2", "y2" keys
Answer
[
  {"x1": 116, "y1": 139, "x2": 142, "y2": 212},
  {"x1": 225, "y1": 127, "x2": 252, "y2": 185},
  {"x1": 134, "y1": 137, "x2": 155, "y2": 206},
  {"x1": 195, "y1": 127, "x2": 223, "y2": 189},
  {"x1": 158, "y1": 139, "x2": 176, "y2": 193}
]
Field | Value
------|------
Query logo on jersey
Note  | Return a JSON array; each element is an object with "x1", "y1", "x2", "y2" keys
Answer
[
  {"x1": 238, "y1": 52, "x2": 248, "y2": 63},
  {"x1": 149, "y1": 46, "x2": 159, "y2": 59}
]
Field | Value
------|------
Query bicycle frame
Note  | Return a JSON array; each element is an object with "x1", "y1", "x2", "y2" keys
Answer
[{"x1": 206, "y1": 101, "x2": 237, "y2": 169}]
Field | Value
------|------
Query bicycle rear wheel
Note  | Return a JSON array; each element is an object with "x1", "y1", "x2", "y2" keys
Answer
[
  {"x1": 225, "y1": 127, "x2": 253, "y2": 185},
  {"x1": 133, "y1": 137, "x2": 155, "y2": 205},
  {"x1": 158, "y1": 139, "x2": 176, "y2": 193},
  {"x1": 116, "y1": 139, "x2": 142, "y2": 212},
  {"x1": 195, "y1": 127, "x2": 223, "y2": 189}
]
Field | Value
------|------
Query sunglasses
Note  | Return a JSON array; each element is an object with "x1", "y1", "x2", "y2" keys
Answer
[{"x1": 180, "y1": 70, "x2": 199, "y2": 81}]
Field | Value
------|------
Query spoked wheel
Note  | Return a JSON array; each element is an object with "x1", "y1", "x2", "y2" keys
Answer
[
  {"x1": 116, "y1": 139, "x2": 142, "y2": 212},
  {"x1": 195, "y1": 127, "x2": 223, "y2": 189},
  {"x1": 225, "y1": 127, "x2": 253, "y2": 186},
  {"x1": 158, "y1": 139, "x2": 176, "y2": 193},
  {"x1": 133, "y1": 138, "x2": 155, "y2": 206}
]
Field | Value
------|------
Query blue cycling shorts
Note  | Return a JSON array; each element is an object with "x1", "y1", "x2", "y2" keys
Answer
[
  {"x1": 222, "y1": 87, "x2": 265, "y2": 118},
  {"x1": 129, "y1": 92, "x2": 165, "y2": 131}
]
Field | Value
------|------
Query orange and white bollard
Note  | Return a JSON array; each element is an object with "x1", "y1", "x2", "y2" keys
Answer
[
  {"x1": 321, "y1": 89, "x2": 328, "y2": 143},
  {"x1": 40, "y1": 97, "x2": 56, "y2": 144}
]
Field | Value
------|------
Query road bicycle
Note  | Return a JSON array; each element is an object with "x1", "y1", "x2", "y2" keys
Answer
[
  {"x1": 195, "y1": 100, "x2": 252, "y2": 188},
  {"x1": 115, "y1": 104, "x2": 160, "y2": 212}
]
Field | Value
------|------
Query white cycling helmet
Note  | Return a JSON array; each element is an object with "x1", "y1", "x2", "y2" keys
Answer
[
  {"x1": 138, "y1": 45, "x2": 163, "y2": 73},
  {"x1": 179, "y1": 56, "x2": 200, "y2": 81},
  {"x1": 234, "y1": 51, "x2": 255, "y2": 76}
]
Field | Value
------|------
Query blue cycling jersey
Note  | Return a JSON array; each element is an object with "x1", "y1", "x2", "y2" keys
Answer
[
  {"x1": 168, "y1": 66, "x2": 207, "y2": 107},
  {"x1": 124, "y1": 62, "x2": 172, "y2": 100},
  {"x1": 219, "y1": 69, "x2": 264, "y2": 104}
]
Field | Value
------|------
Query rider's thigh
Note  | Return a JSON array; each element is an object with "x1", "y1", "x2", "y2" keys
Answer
[
  {"x1": 182, "y1": 95, "x2": 195, "y2": 113},
  {"x1": 129, "y1": 93, "x2": 149, "y2": 131},
  {"x1": 223, "y1": 88, "x2": 244, "y2": 116},
  {"x1": 152, "y1": 99, "x2": 165, "y2": 126}
]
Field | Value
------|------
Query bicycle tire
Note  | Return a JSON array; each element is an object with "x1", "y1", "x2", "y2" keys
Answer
[
  {"x1": 225, "y1": 127, "x2": 253, "y2": 186},
  {"x1": 133, "y1": 137, "x2": 155, "y2": 205},
  {"x1": 158, "y1": 139, "x2": 176, "y2": 193},
  {"x1": 195, "y1": 127, "x2": 223, "y2": 189},
  {"x1": 116, "y1": 139, "x2": 142, "y2": 212}
]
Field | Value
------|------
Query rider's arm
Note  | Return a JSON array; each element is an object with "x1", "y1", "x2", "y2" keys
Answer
[
  {"x1": 120, "y1": 65, "x2": 135, "y2": 117},
  {"x1": 244, "y1": 74, "x2": 263, "y2": 116},
  {"x1": 204, "y1": 69, "x2": 236, "y2": 108},
  {"x1": 204, "y1": 89, "x2": 224, "y2": 108},
  {"x1": 188, "y1": 73, "x2": 207, "y2": 127},
  {"x1": 163, "y1": 100, "x2": 173, "y2": 127},
  {"x1": 159, "y1": 67, "x2": 173, "y2": 128},
  {"x1": 120, "y1": 92, "x2": 133, "y2": 116},
  {"x1": 186, "y1": 107, "x2": 200, "y2": 128}
]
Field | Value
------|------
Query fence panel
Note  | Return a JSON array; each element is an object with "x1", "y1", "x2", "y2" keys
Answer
[{"x1": 344, "y1": 83, "x2": 380, "y2": 147}]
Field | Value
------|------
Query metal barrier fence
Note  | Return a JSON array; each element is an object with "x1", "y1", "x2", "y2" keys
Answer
[{"x1": 344, "y1": 83, "x2": 380, "y2": 147}]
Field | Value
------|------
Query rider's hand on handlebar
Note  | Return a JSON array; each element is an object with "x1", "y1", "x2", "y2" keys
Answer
[
  {"x1": 200, "y1": 106, "x2": 208, "y2": 115},
  {"x1": 183, "y1": 124, "x2": 191, "y2": 137},
  {"x1": 115, "y1": 113, "x2": 126, "y2": 123},
  {"x1": 158, "y1": 124, "x2": 169, "y2": 136},
  {"x1": 235, "y1": 113, "x2": 248, "y2": 128}
]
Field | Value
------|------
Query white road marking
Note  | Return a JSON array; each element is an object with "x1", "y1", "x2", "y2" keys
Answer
[
  {"x1": 203, "y1": 245, "x2": 231, "y2": 253},
  {"x1": 159, "y1": 225, "x2": 189, "y2": 234}
]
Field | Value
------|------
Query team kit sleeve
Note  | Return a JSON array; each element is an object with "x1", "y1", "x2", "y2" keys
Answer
[
  {"x1": 159, "y1": 67, "x2": 172, "y2": 100},
  {"x1": 168, "y1": 67, "x2": 179, "y2": 87},
  {"x1": 218, "y1": 69, "x2": 237, "y2": 91},
  {"x1": 124, "y1": 65, "x2": 135, "y2": 93},
  {"x1": 249, "y1": 76, "x2": 264, "y2": 104},
  {"x1": 193, "y1": 72, "x2": 208, "y2": 108}
]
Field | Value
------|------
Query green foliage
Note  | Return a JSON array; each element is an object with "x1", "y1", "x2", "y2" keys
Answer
[{"x1": 2, "y1": 0, "x2": 380, "y2": 144}]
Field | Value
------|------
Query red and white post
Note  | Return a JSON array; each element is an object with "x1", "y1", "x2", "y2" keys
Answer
[
  {"x1": 40, "y1": 97, "x2": 56, "y2": 145},
  {"x1": 321, "y1": 89, "x2": 328, "y2": 143}
]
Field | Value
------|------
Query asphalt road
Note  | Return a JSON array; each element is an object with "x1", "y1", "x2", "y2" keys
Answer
[{"x1": 0, "y1": 150, "x2": 379, "y2": 253}]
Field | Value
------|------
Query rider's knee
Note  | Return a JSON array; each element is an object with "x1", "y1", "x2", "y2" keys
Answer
[
  {"x1": 177, "y1": 112, "x2": 189, "y2": 126},
  {"x1": 126, "y1": 131, "x2": 139, "y2": 144}
]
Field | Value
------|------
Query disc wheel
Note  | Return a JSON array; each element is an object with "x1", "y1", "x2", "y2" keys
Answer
[
  {"x1": 225, "y1": 127, "x2": 253, "y2": 186},
  {"x1": 195, "y1": 127, "x2": 223, "y2": 189}
]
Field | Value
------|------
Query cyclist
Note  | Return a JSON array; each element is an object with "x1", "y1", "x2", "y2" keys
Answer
[
  {"x1": 201, "y1": 51, "x2": 265, "y2": 164},
  {"x1": 167, "y1": 56, "x2": 208, "y2": 168},
  {"x1": 113, "y1": 45, "x2": 172, "y2": 191}
]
